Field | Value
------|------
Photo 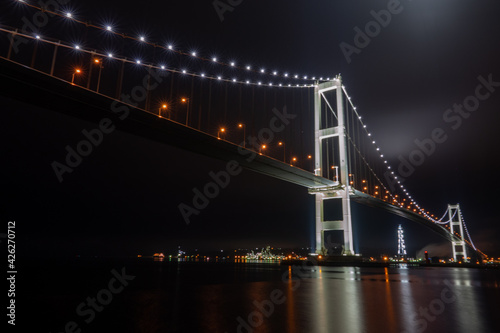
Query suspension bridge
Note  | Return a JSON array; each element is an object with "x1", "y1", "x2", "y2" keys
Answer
[{"x1": 0, "y1": 2, "x2": 486, "y2": 262}]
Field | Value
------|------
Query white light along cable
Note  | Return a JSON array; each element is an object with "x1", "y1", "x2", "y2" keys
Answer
[
  {"x1": 12, "y1": 1, "x2": 335, "y2": 83},
  {"x1": 343, "y1": 85, "x2": 447, "y2": 222},
  {"x1": 0, "y1": 27, "x2": 315, "y2": 89},
  {"x1": 459, "y1": 208, "x2": 477, "y2": 250}
]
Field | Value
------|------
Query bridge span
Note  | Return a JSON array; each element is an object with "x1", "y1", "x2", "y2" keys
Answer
[{"x1": 0, "y1": 55, "x2": 481, "y2": 260}]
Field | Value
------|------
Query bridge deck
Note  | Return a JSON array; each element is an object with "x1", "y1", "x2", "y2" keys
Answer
[
  {"x1": 0, "y1": 57, "x2": 335, "y2": 189},
  {"x1": 351, "y1": 190, "x2": 460, "y2": 243}
]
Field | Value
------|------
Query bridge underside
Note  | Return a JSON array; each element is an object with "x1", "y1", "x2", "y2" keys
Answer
[{"x1": 0, "y1": 58, "x2": 335, "y2": 189}]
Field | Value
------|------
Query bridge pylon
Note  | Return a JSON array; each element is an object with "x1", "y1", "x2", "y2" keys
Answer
[
  {"x1": 311, "y1": 76, "x2": 355, "y2": 255},
  {"x1": 448, "y1": 204, "x2": 468, "y2": 262}
]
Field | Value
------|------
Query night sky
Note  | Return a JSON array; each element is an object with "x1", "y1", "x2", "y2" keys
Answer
[{"x1": 2, "y1": 0, "x2": 500, "y2": 258}]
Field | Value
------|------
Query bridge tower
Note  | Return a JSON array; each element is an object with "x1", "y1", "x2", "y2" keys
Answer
[
  {"x1": 312, "y1": 76, "x2": 355, "y2": 255},
  {"x1": 447, "y1": 204, "x2": 468, "y2": 262}
]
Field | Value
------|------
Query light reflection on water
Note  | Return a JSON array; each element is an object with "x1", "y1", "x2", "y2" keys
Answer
[
  {"x1": 23, "y1": 260, "x2": 500, "y2": 333},
  {"x1": 184, "y1": 265, "x2": 499, "y2": 333}
]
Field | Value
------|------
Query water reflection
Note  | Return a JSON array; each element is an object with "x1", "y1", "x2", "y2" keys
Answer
[
  {"x1": 398, "y1": 266, "x2": 418, "y2": 333},
  {"x1": 450, "y1": 268, "x2": 485, "y2": 332},
  {"x1": 286, "y1": 265, "x2": 297, "y2": 333},
  {"x1": 31, "y1": 258, "x2": 500, "y2": 333},
  {"x1": 384, "y1": 267, "x2": 397, "y2": 333}
]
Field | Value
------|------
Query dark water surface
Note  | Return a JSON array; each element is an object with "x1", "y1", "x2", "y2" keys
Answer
[{"x1": 15, "y1": 258, "x2": 500, "y2": 332}]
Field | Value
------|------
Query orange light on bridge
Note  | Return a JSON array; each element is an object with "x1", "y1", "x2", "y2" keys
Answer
[
  {"x1": 217, "y1": 127, "x2": 225, "y2": 139},
  {"x1": 158, "y1": 103, "x2": 168, "y2": 118},
  {"x1": 308, "y1": 155, "x2": 312, "y2": 159},
  {"x1": 238, "y1": 124, "x2": 246, "y2": 148},
  {"x1": 71, "y1": 69, "x2": 82, "y2": 84},
  {"x1": 276, "y1": 142, "x2": 286, "y2": 161}
]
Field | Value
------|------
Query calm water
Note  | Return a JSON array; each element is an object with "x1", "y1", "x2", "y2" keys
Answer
[{"x1": 16, "y1": 258, "x2": 500, "y2": 332}]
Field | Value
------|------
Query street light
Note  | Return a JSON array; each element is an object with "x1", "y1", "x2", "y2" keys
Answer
[
  {"x1": 291, "y1": 157, "x2": 297, "y2": 166},
  {"x1": 71, "y1": 68, "x2": 81, "y2": 84},
  {"x1": 218, "y1": 127, "x2": 225, "y2": 139},
  {"x1": 259, "y1": 144, "x2": 266, "y2": 155},
  {"x1": 181, "y1": 97, "x2": 190, "y2": 126},
  {"x1": 159, "y1": 103, "x2": 168, "y2": 118},
  {"x1": 94, "y1": 58, "x2": 103, "y2": 93},
  {"x1": 278, "y1": 141, "x2": 285, "y2": 162},
  {"x1": 238, "y1": 123, "x2": 246, "y2": 147},
  {"x1": 331, "y1": 165, "x2": 338, "y2": 182}
]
